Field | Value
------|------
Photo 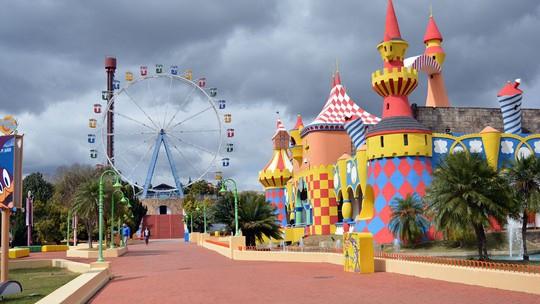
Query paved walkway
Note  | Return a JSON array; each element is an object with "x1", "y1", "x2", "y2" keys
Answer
[{"x1": 81, "y1": 239, "x2": 540, "y2": 304}]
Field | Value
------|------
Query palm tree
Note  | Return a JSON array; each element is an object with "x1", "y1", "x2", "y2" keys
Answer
[
  {"x1": 238, "y1": 192, "x2": 282, "y2": 246},
  {"x1": 504, "y1": 155, "x2": 540, "y2": 261},
  {"x1": 72, "y1": 180, "x2": 100, "y2": 248},
  {"x1": 425, "y1": 152, "x2": 513, "y2": 260},
  {"x1": 389, "y1": 194, "x2": 430, "y2": 245}
]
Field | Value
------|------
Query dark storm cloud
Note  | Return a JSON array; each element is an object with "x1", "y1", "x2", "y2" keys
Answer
[{"x1": 1, "y1": 0, "x2": 539, "y2": 189}]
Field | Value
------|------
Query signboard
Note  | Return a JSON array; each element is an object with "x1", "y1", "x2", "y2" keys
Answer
[
  {"x1": 343, "y1": 232, "x2": 375, "y2": 274},
  {"x1": 0, "y1": 135, "x2": 23, "y2": 209}
]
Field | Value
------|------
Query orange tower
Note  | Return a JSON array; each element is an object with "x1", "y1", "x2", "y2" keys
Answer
[{"x1": 424, "y1": 13, "x2": 450, "y2": 107}]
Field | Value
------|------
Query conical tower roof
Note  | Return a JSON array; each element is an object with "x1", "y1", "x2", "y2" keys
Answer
[
  {"x1": 424, "y1": 15, "x2": 443, "y2": 43},
  {"x1": 384, "y1": 0, "x2": 402, "y2": 41},
  {"x1": 302, "y1": 71, "x2": 380, "y2": 137}
]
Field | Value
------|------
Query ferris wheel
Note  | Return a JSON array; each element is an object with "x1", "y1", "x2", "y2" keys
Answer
[{"x1": 90, "y1": 65, "x2": 234, "y2": 198}]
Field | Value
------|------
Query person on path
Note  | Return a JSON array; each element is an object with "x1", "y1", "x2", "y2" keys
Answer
[
  {"x1": 144, "y1": 227, "x2": 150, "y2": 245},
  {"x1": 122, "y1": 223, "x2": 131, "y2": 247}
]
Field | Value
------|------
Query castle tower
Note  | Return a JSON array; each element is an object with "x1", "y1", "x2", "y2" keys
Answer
[
  {"x1": 259, "y1": 118, "x2": 294, "y2": 227},
  {"x1": 360, "y1": 0, "x2": 433, "y2": 244},
  {"x1": 299, "y1": 70, "x2": 380, "y2": 235},
  {"x1": 424, "y1": 13, "x2": 450, "y2": 107},
  {"x1": 289, "y1": 114, "x2": 304, "y2": 167},
  {"x1": 497, "y1": 79, "x2": 523, "y2": 134}
]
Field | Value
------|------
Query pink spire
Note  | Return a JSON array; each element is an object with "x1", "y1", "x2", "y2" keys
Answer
[
  {"x1": 276, "y1": 118, "x2": 286, "y2": 131},
  {"x1": 384, "y1": 0, "x2": 402, "y2": 41},
  {"x1": 424, "y1": 15, "x2": 443, "y2": 43},
  {"x1": 334, "y1": 71, "x2": 342, "y2": 85},
  {"x1": 294, "y1": 114, "x2": 304, "y2": 129}
]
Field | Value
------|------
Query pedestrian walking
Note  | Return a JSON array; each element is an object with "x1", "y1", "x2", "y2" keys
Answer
[
  {"x1": 122, "y1": 223, "x2": 131, "y2": 247},
  {"x1": 144, "y1": 227, "x2": 150, "y2": 245}
]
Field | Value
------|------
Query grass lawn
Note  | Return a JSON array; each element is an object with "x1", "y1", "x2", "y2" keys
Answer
[{"x1": 0, "y1": 267, "x2": 79, "y2": 304}]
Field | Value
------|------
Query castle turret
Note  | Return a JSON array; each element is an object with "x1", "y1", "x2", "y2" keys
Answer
[
  {"x1": 289, "y1": 114, "x2": 304, "y2": 166},
  {"x1": 497, "y1": 79, "x2": 523, "y2": 134},
  {"x1": 259, "y1": 118, "x2": 294, "y2": 227},
  {"x1": 424, "y1": 13, "x2": 450, "y2": 107},
  {"x1": 361, "y1": 0, "x2": 433, "y2": 244}
]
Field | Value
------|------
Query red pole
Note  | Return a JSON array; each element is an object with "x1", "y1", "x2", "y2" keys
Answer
[{"x1": 105, "y1": 57, "x2": 117, "y2": 165}]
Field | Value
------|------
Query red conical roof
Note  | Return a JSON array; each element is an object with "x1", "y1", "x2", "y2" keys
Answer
[
  {"x1": 294, "y1": 114, "x2": 304, "y2": 129},
  {"x1": 384, "y1": 0, "x2": 402, "y2": 41},
  {"x1": 424, "y1": 15, "x2": 443, "y2": 43},
  {"x1": 497, "y1": 79, "x2": 523, "y2": 97}
]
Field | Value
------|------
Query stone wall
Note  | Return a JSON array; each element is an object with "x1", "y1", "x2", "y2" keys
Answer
[
  {"x1": 142, "y1": 198, "x2": 183, "y2": 215},
  {"x1": 412, "y1": 105, "x2": 540, "y2": 134}
]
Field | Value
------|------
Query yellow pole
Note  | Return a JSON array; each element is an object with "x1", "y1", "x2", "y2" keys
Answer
[{"x1": 1, "y1": 209, "x2": 11, "y2": 282}]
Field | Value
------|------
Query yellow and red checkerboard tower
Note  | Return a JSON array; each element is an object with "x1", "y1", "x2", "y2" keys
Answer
[{"x1": 259, "y1": 118, "x2": 293, "y2": 226}]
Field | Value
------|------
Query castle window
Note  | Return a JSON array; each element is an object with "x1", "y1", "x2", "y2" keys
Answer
[
  {"x1": 390, "y1": 46, "x2": 393, "y2": 52},
  {"x1": 386, "y1": 103, "x2": 390, "y2": 110},
  {"x1": 380, "y1": 136, "x2": 384, "y2": 148},
  {"x1": 384, "y1": 46, "x2": 387, "y2": 52},
  {"x1": 403, "y1": 134, "x2": 409, "y2": 146},
  {"x1": 424, "y1": 135, "x2": 428, "y2": 145},
  {"x1": 445, "y1": 128, "x2": 451, "y2": 134},
  {"x1": 432, "y1": 55, "x2": 436, "y2": 60}
]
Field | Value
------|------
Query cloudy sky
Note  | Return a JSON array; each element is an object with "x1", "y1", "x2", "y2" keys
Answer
[{"x1": 1, "y1": 0, "x2": 539, "y2": 191}]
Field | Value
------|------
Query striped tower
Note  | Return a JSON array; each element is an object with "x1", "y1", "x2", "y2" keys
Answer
[
  {"x1": 344, "y1": 115, "x2": 367, "y2": 150},
  {"x1": 301, "y1": 71, "x2": 380, "y2": 235},
  {"x1": 358, "y1": 0, "x2": 433, "y2": 244},
  {"x1": 259, "y1": 118, "x2": 294, "y2": 227},
  {"x1": 497, "y1": 79, "x2": 523, "y2": 134}
]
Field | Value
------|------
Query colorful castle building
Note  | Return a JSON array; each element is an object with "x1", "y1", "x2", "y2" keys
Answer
[{"x1": 259, "y1": 0, "x2": 540, "y2": 243}]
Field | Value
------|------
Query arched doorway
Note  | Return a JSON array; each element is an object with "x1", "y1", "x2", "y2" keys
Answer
[{"x1": 353, "y1": 185, "x2": 363, "y2": 219}]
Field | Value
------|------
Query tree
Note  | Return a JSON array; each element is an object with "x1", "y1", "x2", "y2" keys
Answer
[
  {"x1": 54, "y1": 164, "x2": 96, "y2": 207},
  {"x1": 237, "y1": 191, "x2": 282, "y2": 246},
  {"x1": 32, "y1": 199, "x2": 67, "y2": 244},
  {"x1": 504, "y1": 155, "x2": 540, "y2": 261},
  {"x1": 425, "y1": 152, "x2": 513, "y2": 260},
  {"x1": 23, "y1": 172, "x2": 54, "y2": 202},
  {"x1": 389, "y1": 194, "x2": 430, "y2": 245},
  {"x1": 212, "y1": 192, "x2": 235, "y2": 234},
  {"x1": 72, "y1": 180, "x2": 99, "y2": 248}
]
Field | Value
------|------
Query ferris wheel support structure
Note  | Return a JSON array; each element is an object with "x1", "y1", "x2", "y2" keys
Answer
[{"x1": 142, "y1": 129, "x2": 184, "y2": 198}]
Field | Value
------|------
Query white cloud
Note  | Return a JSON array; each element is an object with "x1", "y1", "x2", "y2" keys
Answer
[
  {"x1": 501, "y1": 140, "x2": 514, "y2": 154},
  {"x1": 469, "y1": 140, "x2": 483, "y2": 153},
  {"x1": 433, "y1": 139, "x2": 448, "y2": 154}
]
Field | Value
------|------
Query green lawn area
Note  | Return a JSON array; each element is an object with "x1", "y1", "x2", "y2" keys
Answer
[{"x1": 1, "y1": 267, "x2": 79, "y2": 304}]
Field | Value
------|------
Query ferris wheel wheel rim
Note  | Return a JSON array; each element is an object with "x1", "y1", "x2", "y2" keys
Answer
[{"x1": 99, "y1": 73, "x2": 224, "y2": 191}]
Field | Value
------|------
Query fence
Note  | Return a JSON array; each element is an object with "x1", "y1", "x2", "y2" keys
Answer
[
  {"x1": 375, "y1": 252, "x2": 540, "y2": 274},
  {"x1": 241, "y1": 245, "x2": 342, "y2": 253}
]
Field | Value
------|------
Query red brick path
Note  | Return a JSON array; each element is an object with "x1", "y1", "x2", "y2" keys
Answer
[{"x1": 79, "y1": 240, "x2": 540, "y2": 303}]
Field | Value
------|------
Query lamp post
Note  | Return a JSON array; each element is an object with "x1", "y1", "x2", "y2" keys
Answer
[
  {"x1": 110, "y1": 189, "x2": 128, "y2": 249},
  {"x1": 190, "y1": 212, "x2": 193, "y2": 233},
  {"x1": 219, "y1": 179, "x2": 239, "y2": 236},
  {"x1": 98, "y1": 169, "x2": 122, "y2": 263},
  {"x1": 196, "y1": 204, "x2": 207, "y2": 233}
]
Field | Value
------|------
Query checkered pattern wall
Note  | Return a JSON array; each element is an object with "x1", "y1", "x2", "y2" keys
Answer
[
  {"x1": 265, "y1": 188, "x2": 287, "y2": 227},
  {"x1": 305, "y1": 171, "x2": 339, "y2": 235},
  {"x1": 355, "y1": 156, "x2": 432, "y2": 244}
]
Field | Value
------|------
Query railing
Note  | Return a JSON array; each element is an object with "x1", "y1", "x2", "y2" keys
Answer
[
  {"x1": 205, "y1": 239, "x2": 229, "y2": 248},
  {"x1": 375, "y1": 252, "x2": 540, "y2": 274},
  {"x1": 241, "y1": 246, "x2": 342, "y2": 253}
]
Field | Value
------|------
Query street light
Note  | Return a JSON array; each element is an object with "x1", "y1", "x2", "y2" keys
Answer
[
  {"x1": 110, "y1": 189, "x2": 128, "y2": 249},
  {"x1": 98, "y1": 169, "x2": 122, "y2": 263},
  {"x1": 219, "y1": 179, "x2": 239, "y2": 236},
  {"x1": 196, "y1": 204, "x2": 207, "y2": 234}
]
